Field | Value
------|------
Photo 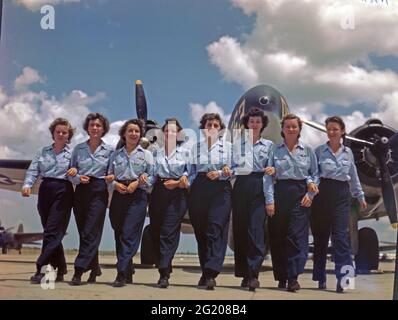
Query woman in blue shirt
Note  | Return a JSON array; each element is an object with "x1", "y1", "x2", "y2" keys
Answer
[
  {"x1": 69, "y1": 113, "x2": 114, "y2": 285},
  {"x1": 108, "y1": 119, "x2": 154, "y2": 287},
  {"x1": 311, "y1": 116, "x2": 367, "y2": 293},
  {"x1": 22, "y1": 118, "x2": 76, "y2": 284},
  {"x1": 188, "y1": 113, "x2": 232, "y2": 290},
  {"x1": 268, "y1": 113, "x2": 319, "y2": 292},
  {"x1": 231, "y1": 107, "x2": 275, "y2": 291},
  {"x1": 149, "y1": 118, "x2": 190, "y2": 288}
]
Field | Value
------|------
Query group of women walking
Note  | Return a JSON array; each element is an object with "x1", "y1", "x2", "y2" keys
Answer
[{"x1": 22, "y1": 107, "x2": 366, "y2": 293}]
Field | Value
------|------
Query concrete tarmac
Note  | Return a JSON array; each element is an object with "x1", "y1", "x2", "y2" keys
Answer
[{"x1": 0, "y1": 249, "x2": 396, "y2": 300}]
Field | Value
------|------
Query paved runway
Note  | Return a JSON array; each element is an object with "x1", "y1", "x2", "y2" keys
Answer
[{"x1": 0, "y1": 249, "x2": 396, "y2": 300}]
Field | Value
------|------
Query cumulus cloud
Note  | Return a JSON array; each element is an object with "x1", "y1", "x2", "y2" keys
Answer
[
  {"x1": 189, "y1": 101, "x2": 231, "y2": 127},
  {"x1": 206, "y1": 0, "x2": 398, "y2": 146},
  {"x1": 13, "y1": 0, "x2": 80, "y2": 11},
  {"x1": 0, "y1": 66, "x2": 123, "y2": 159}
]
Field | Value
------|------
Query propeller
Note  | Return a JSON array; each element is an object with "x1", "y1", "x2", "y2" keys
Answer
[
  {"x1": 135, "y1": 80, "x2": 148, "y2": 129},
  {"x1": 303, "y1": 119, "x2": 398, "y2": 228}
]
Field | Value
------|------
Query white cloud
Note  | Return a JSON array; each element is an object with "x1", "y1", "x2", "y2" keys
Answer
[
  {"x1": 208, "y1": 0, "x2": 398, "y2": 108},
  {"x1": 14, "y1": 67, "x2": 45, "y2": 92},
  {"x1": 189, "y1": 101, "x2": 231, "y2": 128},
  {"x1": 13, "y1": 0, "x2": 80, "y2": 11},
  {"x1": 0, "y1": 66, "x2": 114, "y2": 159}
]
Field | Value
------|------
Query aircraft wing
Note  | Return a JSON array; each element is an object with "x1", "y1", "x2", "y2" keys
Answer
[
  {"x1": 0, "y1": 160, "x2": 40, "y2": 194},
  {"x1": 14, "y1": 233, "x2": 43, "y2": 243}
]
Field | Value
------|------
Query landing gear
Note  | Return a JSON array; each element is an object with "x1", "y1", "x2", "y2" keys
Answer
[
  {"x1": 355, "y1": 227, "x2": 379, "y2": 274},
  {"x1": 2, "y1": 246, "x2": 7, "y2": 254}
]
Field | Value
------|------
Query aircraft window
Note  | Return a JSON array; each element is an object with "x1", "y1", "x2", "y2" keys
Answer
[{"x1": 259, "y1": 96, "x2": 270, "y2": 105}]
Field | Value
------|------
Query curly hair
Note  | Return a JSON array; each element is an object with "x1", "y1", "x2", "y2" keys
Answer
[
  {"x1": 199, "y1": 113, "x2": 226, "y2": 130},
  {"x1": 49, "y1": 118, "x2": 75, "y2": 143},
  {"x1": 242, "y1": 107, "x2": 269, "y2": 133},
  {"x1": 281, "y1": 113, "x2": 303, "y2": 139},
  {"x1": 119, "y1": 119, "x2": 145, "y2": 141},
  {"x1": 83, "y1": 113, "x2": 110, "y2": 137}
]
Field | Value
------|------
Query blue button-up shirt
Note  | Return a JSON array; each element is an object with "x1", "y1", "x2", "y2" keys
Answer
[
  {"x1": 188, "y1": 137, "x2": 233, "y2": 184},
  {"x1": 23, "y1": 144, "x2": 72, "y2": 188},
  {"x1": 153, "y1": 145, "x2": 190, "y2": 181},
  {"x1": 316, "y1": 143, "x2": 365, "y2": 201},
  {"x1": 69, "y1": 140, "x2": 114, "y2": 185},
  {"x1": 271, "y1": 140, "x2": 319, "y2": 198},
  {"x1": 108, "y1": 145, "x2": 155, "y2": 191},
  {"x1": 232, "y1": 138, "x2": 274, "y2": 204}
]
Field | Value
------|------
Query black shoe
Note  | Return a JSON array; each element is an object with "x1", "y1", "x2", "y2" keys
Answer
[
  {"x1": 278, "y1": 280, "x2": 287, "y2": 289},
  {"x1": 126, "y1": 275, "x2": 133, "y2": 284},
  {"x1": 56, "y1": 269, "x2": 67, "y2": 282},
  {"x1": 318, "y1": 281, "x2": 327, "y2": 290},
  {"x1": 205, "y1": 277, "x2": 216, "y2": 290},
  {"x1": 30, "y1": 272, "x2": 45, "y2": 284},
  {"x1": 287, "y1": 279, "x2": 301, "y2": 292},
  {"x1": 240, "y1": 277, "x2": 249, "y2": 288},
  {"x1": 87, "y1": 268, "x2": 102, "y2": 283},
  {"x1": 197, "y1": 276, "x2": 206, "y2": 288},
  {"x1": 113, "y1": 274, "x2": 126, "y2": 288},
  {"x1": 157, "y1": 276, "x2": 169, "y2": 289},
  {"x1": 336, "y1": 281, "x2": 344, "y2": 293},
  {"x1": 248, "y1": 278, "x2": 260, "y2": 292},
  {"x1": 70, "y1": 274, "x2": 82, "y2": 286}
]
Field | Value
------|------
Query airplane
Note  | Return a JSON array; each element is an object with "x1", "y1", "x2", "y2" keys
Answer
[
  {"x1": 0, "y1": 81, "x2": 397, "y2": 273},
  {"x1": 0, "y1": 220, "x2": 43, "y2": 254}
]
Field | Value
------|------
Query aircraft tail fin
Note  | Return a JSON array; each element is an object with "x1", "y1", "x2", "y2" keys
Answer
[{"x1": 17, "y1": 223, "x2": 24, "y2": 233}]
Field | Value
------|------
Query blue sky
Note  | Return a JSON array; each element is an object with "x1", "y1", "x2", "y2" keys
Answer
[{"x1": 1, "y1": 0, "x2": 398, "y2": 253}]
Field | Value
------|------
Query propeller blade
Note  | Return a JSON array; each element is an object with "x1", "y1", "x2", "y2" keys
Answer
[
  {"x1": 302, "y1": 119, "x2": 374, "y2": 146},
  {"x1": 0, "y1": 0, "x2": 3, "y2": 44},
  {"x1": 373, "y1": 137, "x2": 398, "y2": 227},
  {"x1": 135, "y1": 80, "x2": 148, "y2": 126}
]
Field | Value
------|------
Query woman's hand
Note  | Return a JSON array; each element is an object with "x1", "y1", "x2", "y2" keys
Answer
[
  {"x1": 307, "y1": 182, "x2": 319, "y2": 194},
  {"x1": 115, "y1": 182, "x2": 127, "y2": 194},
  {"x1": 359, "y1": 199, "x2": 367, "y2": 210},
  {"x1": 139, "y1": 174, "x2": 148, "y2": 185},
  {"x1": 80, "y1": 175, "x2": 90, "y2": 184},
  {"x1": 301, "y1": 194, "x2": 313, "y2": 207},
  {"x1": 207, "y1": 171, "x2": 220, "y2": 181},
  {"x1": 21, "y1": 187, "x2": 31, "y2": 197},
  {"x1": 222, "y1": 166, "x2": 232, "y2": 177},
  {"x1": 164, "y1": 179, "x2": 180, "y2": 190},
  {"x1": 104, "y1": 175, "x2": 115, "y2": 183},
  {"x1": 66, "y1": 167, "x2": 77, "y2": 177},
  {"x1": 266, "y1": 204, "x2": 275, "y2": 217},
  {"x1": 127, "y1": 180, "x2": 139, "y2": 193},
  {"x1": 264, "y1": 167, "x2": 275, "y2": 175},
  {"x1": 179, "y1": 176, "x2": 189, "y2": 189}
]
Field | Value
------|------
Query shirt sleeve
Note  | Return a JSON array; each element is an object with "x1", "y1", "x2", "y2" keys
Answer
[
  {"x1": 68, "y1": 146, "x2": 81, "y2": 185},
  {"x1": 107, "y1": 152, "x2": 117, "y2": 188},
  {"x1": 218, "y1": 141, "x2": 232, "y2": 181},
  {"x1": 187, "y1": 145, "x2": 197, "y2": 186},
  {"x1": 347, "y1": 149, "x2": 365, "y2": 201},
  {"x1": 306, "y1": 146, "x2": 319, "y2": 199},
  {"x1": 22, "y1": 149, "x2": 42, "y2": 189},
  {"x1": 142, "y1": 151, "x2": 155, "y2": 190}
]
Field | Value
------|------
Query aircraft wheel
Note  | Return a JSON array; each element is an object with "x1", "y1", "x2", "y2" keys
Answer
[
  {"x1": 140, "y1": 225, "x2": 157, "y2": 266},
  {"x1": 355, "y1": 227, "x2": 379, "y2": 274},
  {"x1": 2, "y1": 246, "x2": 7, "y2": 254}
]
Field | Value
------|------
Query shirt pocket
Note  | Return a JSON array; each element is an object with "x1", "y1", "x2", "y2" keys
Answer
[
  {"x1": 320, "y1": 159, "x2": 337, "y2": 175},
  {"x1": 274, "y1": 157, "x2": 291, "y2": 172},
  {"x1": 340, "y1": 159, "x2": 351, "y2": 175},
  {"x1": 296, "y1": 154, "x2": 309, "y2": 170},
  {"x1": 38, "y1": 155, "x2": 55, "y2": 172}
]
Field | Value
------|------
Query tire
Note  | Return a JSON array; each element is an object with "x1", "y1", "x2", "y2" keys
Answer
[{"x1": 355, "y1": 227, "x2": 379, "y2": 274}]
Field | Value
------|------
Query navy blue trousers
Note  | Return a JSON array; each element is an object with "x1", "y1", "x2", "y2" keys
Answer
[
  {"x1": 311, "y1": 178, "x2": 353, "y2": 281},
  {"x1": 36, "y1": 178, "x2": 73, "y2": 272},
  {"x1": 189, "y1": 175, "x2": 232, "y2": 278},
  {"x1": 149, "y1": 180, "x2": 188, "y2": 277},
  {"x1": 268, "y1": 180, "x2": 310, "y2": 281},
  {"x1": 109, "y1": 188, "x2": 147, "y2": 276},
  {"x1": 232, "y1": 173, "x2": 266, "y2": 279},
  {"x1": 73, "y1": 178, "x2": 108, "y2": 272}
]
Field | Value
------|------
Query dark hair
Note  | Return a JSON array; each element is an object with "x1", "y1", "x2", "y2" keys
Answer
[
  {"x1": 199, "y1": 113, "x2": 226, "y2": 130},
  {"x1": 242, "y1": 107, "x2": 269, "y2": 133},
  {"x1": 49, "y1": 118, "x2": 74, "y2": 143},
  {"x1": 325, "y1": 115, "x2": 346, "y2": 144},
  {"x1": 119, "y1": 119, "x2": 145, "y2": 141},
  {"x1": 83, "y1": 112, "x2": 110, "y2": 137},
  {"x1": 162, "y1": 117, "x2": 183, "y2": 132},
  {"x1": 281, "y1": 113, "x2": 303, "y2": 139}
]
